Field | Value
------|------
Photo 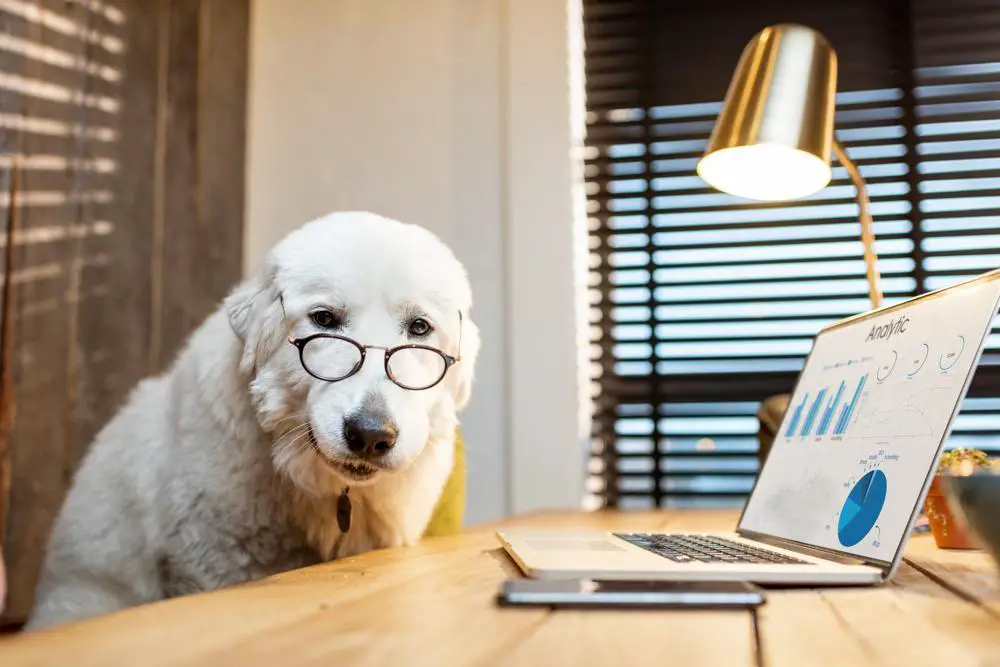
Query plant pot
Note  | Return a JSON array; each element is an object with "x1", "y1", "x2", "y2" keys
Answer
[{"x1": 925, "y1": 475, "x2": 980, "y2": 549}]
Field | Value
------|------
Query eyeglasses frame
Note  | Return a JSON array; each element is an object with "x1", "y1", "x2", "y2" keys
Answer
[{"x1": 285, "y1": 308, "x2": 463, "y2": 391}]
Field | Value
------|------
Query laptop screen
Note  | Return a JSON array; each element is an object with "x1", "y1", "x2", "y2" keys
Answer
[{"x1": 739, "y1": 272, "x2": 1000, "y2": 564}]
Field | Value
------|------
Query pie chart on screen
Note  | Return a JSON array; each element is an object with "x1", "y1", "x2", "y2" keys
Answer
[{"x1": 837, "y1": 470, "x2": 887, "y2": 547}]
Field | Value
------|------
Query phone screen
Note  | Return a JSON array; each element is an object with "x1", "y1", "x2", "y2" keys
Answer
[{"x1": 498, "y1": 579, "x2": 765, "y2": 609}]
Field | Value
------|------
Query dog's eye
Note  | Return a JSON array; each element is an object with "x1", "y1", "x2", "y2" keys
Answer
[
  {"x1": 408, "y1": 318, "x2": 432, "y2": 337},
  {"x1": 310, "y1": 310, "x2": 340, "y2": 329}
]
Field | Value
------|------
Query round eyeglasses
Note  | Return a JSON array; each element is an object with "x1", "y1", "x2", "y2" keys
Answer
[{"x1": 286, "y1": 312, "x2": 463, "y2": 391}]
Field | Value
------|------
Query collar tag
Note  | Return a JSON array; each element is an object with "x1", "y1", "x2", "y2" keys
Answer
[{"x1": 336, "y1": 487, "x2": 352, "y2": 534}]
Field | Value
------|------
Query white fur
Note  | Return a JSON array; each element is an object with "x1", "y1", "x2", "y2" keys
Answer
[{"x1": 26, "y1": 211, "x2": 480, "y2": 629}]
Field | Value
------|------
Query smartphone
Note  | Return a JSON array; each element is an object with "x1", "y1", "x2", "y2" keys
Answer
[{"x1": 497, "y1": 578, "x2": 765, "y2": 609}]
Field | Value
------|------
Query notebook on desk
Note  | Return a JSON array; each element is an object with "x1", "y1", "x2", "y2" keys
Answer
[{"x1": 497, "y1": 269, "x2": 1000, "y2": 585}]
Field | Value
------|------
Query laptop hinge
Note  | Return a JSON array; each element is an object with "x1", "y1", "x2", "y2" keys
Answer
[{"x1": 738, "y1": 529, "x2": 884, "y2": 569}]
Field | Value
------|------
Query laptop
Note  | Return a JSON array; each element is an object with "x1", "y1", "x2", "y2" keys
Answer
[{"x1": 497, "y1": 268, "x2": 1000, "y2": 585}]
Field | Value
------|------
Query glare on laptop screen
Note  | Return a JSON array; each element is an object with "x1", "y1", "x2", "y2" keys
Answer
[{"x1": 739, "y1": 274, "x2": 1000, "y2": 562}]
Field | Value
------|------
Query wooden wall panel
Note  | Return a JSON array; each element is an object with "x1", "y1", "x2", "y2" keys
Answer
[
  {"x1": 195, "y1": 0, "x2": 249, "y2": 324},
  {"x1": 2, "y1": 0, "x2": 75, "y2": 626},
  {"x1": 0, "y1": 0, "x2": 248, "y2": 626},
  {"x1": 155, "y1": 0, "x2": 249, "y2": 367}
]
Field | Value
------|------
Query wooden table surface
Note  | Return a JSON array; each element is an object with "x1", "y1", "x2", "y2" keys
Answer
[{"x1": 1, "y1": 509, "x2": 999, "y2": 667}]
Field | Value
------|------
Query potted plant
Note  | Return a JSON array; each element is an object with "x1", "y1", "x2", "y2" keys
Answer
[{"x1": 924, "y1": 448, "x2": 993, "y2": 549}]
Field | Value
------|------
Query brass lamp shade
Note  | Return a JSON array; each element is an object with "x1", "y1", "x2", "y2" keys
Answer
[{"x1": 696, "y1": 23, "x2": 838, "y2": 201}]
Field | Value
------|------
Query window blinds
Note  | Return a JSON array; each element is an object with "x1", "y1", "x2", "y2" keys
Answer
[{"x1": 584, "y1": 0, "x2": 1000, "y2": 508}]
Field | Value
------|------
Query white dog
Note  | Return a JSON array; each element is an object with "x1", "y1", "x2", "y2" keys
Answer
[{"x1": 26, "y1": 211, "x2": 480, "y2": 629}]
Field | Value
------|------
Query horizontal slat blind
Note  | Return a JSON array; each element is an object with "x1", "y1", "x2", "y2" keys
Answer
[
  {"x1": 912, "y1": 0, "x2": 1000, "y2": 451},
  {"x1": 584, "y1": 0, "x2": 1000, "y2": 510}
]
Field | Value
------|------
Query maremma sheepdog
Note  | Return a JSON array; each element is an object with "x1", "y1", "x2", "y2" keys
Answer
[{"x1": 27, "y1": 211, "x2": 480, "y2": 629}]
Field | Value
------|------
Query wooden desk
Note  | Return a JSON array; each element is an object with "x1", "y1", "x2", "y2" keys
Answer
[{"x1": 1, "y1": 509, "x2": 999, "y2": 666}]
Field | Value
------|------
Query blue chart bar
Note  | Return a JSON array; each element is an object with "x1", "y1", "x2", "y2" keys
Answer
[
  {"x1": 800, "y1": 388, "x2": 828, "y2": 437},
  {"x1": 834, "y1": 373, "x2": 869, "y2": 435},
  {"x1": 817, "y1": 380, "x2": 847, "y2": 436},
  {"x1": 785, "y1": 393, "x2": 808, "y2": 438}
]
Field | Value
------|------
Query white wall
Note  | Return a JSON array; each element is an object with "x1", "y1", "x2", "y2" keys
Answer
[{"x1": 245, "y1": 0, "x2": 584, "y2": 523}]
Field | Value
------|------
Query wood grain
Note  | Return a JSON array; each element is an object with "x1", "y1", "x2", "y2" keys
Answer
[
  {"x1": 0, "y1": 531, "x2": 544, "y2": 667},
  {"x1": 0, "y1": 158, "x2": 20, "y2": 548},
  {"x1": 904, "y1": 534, "x2": 1000, "y2": 615},
  {"x1": 2, "y1": 509, "x2": 998, "y2": 666},
  {"x1": 759, "y1": 564, "x2": 1000, "y2": 667},
  {"x1": 156, "y1": 0, "x2": 248, "y2": 369},
  {"x1": 196, "y1": 0, "x2": 248, "y2": 305},
  {"x1": 492, "y1": 511, "x2": 756, "y2": 667},
  {"x1": 2, "y1": 0, "x2": 74, "y2": 622},
  {"x1": 494, "y1": 608, "x2": 755, "y2": 667},
  {"x1": 1, "y1": 0, "x2": 249, "y2": 625},
  {"x1": 99, "y1": 0, "x2": 158, "y2": 403}
]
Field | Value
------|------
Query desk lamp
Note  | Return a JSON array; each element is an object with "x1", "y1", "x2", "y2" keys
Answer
[{"x1": 696, "y1": 23, "x2": 882, "y2": 308}]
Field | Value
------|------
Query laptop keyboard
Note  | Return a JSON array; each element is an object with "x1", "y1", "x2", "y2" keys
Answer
[{"x1": 614, "y1": 533, "x2": 812, "y2": 565}]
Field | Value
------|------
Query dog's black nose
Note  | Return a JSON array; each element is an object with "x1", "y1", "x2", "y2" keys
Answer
[{"x1": 343, "y1": 415, "x2": 397, "y2": 458}]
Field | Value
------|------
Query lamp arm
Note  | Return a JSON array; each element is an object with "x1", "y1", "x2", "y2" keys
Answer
[{"x1": 833, "y1": 139, "x2": 883, "y2": 309}]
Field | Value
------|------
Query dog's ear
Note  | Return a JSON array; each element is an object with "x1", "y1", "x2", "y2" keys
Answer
[
  {"x1": 451, "y1": 312, "x2": 480, "y2": 410},
  {"x1": 224, "y1": 262, "x2": 286, "y2": 376}
]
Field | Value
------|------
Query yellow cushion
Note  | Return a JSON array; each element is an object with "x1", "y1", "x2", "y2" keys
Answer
[{"x1": 422, "y1": 428, "x2": 466, "y2": 537}]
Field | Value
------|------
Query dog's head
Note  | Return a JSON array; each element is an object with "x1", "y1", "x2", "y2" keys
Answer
[{"x1": 224, "y1": 211, "x2": 479, "y2": 492}]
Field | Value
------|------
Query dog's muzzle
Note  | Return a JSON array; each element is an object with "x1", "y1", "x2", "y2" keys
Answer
[{"x1": 306, "y1": 426, "x2": 383, "y2": 482}]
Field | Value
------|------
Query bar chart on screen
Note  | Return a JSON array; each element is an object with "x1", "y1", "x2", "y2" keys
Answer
[{"x1": 785, "y1": 372, "x2": 869, "y2": 440}]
